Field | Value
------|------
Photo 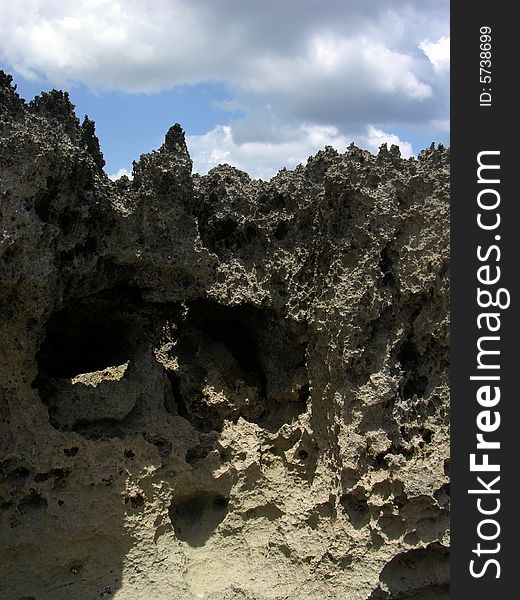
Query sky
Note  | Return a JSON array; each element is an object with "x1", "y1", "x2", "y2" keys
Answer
[{"x1": 0, "y1": 0, "x2": 449, "y2": 180}]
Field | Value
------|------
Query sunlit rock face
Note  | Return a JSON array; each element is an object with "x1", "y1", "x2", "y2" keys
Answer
[{"x1": 0, "y1": 71, "x2": 450, "y2": 600}]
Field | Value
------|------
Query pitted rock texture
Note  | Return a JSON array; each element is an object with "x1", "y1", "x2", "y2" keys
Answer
[{"x1": 0, "y1": 72, "x2": 450, "y2": 600}]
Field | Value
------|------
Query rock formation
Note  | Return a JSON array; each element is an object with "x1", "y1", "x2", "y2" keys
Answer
[{"x1": 0, "y1": 71, "x2": 450, "y2": 600}]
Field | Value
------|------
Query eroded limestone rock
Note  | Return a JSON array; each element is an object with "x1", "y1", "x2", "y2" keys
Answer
[{"x1": 0, "y1": 71, "x2": 449, "y2": 600}]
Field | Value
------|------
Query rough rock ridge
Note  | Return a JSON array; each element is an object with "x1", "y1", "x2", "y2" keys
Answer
[{"x1": 0, "y1": 72, "x2": 450, "y2": 600}]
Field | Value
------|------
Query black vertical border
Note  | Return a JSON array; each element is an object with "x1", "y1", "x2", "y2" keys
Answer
[{"x1": 451, "y1": 2, "x2": 517, "y2": 597}]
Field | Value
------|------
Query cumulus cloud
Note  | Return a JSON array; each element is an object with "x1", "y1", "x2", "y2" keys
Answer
[
  {"x1": 0, "y1": 0, "x2": 449, "y2": 175},
  {"x1": 107, "y1": 167, "x2": 133, "y2": 181},
  {"x1": 188, "y1": 124, "x2": 350, "y2": 180},
  {"x1": 419, "y1": 36, "x2": 450, "y2": 73},
  {"x1": 0, "y1": 2, "x2": 448, "y2": 101},
  {"x1": 364, "y1": 126, "x2": 414, "y2": 158},
  {"x1": 187, "y1": 123, "x2": 413, "y2": 180}
]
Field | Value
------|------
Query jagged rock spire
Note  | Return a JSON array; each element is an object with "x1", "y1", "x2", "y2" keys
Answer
[
  {"x1": 81, "y1": 116, "x2": 105, "y2": 171},
  {"x1": 0, "y1": 70, "x2": 24, "y2": 115},
  {"x1": 162, "y1": 123, "x2": 189, "y2": 157}
]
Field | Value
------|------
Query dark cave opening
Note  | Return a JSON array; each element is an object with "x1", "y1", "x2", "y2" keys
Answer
[
  {"x1": 35, "y1": 299, "x2": 136, "y2": 380},
  {"x1": 398, "y1": 339, "x2": 429, "y2": 400},
  {"x1": 168, "y1": 299, "x2": 310, "y2": 433},
  {"x1": 274, "y1": 220, "x2": 290, "y2": 241},
  {"x1": 187, "y1": 300, "x2": 267, "y2": 391},
  {"x1": 379, "y1": 242, "x2": 396, "y2": 288},
  {"x1": 211, "y1": 217, "x2": 238, "y2": 244},
  {"x1": 166, "y1": 300, "x2": 268, "y2": 432},
  {"x1": 32, "y1": 289, "x2": 147, "y2": 427},
  {"x1": 168, "y1": 492, "x2": 229, "y2": 547},
  {"x1": 34, "y1": 291, "x2": 311, "y2": 437}
]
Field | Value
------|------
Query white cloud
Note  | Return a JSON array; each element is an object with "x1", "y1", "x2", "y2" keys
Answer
[
  {"x1": 187, "y1": 124, "x2": 349, "y2": 180},
  {"x1": 257, "y1": 36, "x2": 432, "y2": 101},
  {"x1": 233, "y1": 35, "x2": 433, "y2": 132},
  {"x1": 364, "y1": 126, "x2": 414, "y2": 158},
  {"x1": 108, "y1": 167, "x2": 133, "y2": 181},
  {"x1": 187, "y1": 123, "x2": 413, "y2": 180},
  {"x1": 419, "y1": 36, "x2": 450, "y2": 73},
  {"x1": 0, "y1": 0, "x2": 448, "y2": 176},
  {"x1": 0, "y1": 2, "x2": 447, "y2": 99}
]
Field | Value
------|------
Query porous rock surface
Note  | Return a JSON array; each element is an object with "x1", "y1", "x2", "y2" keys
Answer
[{"x1": 0, "y1": 72, "x2": 450, "y2": 600}]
